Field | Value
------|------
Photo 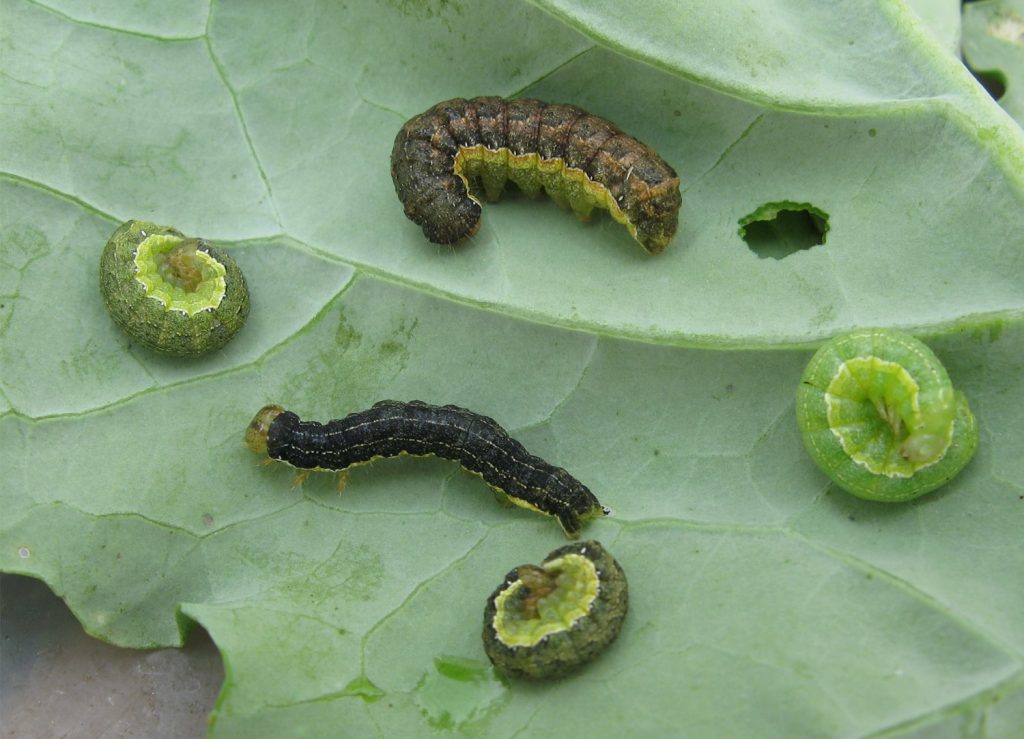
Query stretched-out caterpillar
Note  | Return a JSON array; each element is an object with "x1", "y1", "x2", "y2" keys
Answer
[
  {"x1": 99, "y1": 220, "x2": 250, "y2": 357},
  {"x1": 390, "y1": 97, "x2": 682, "y2": 254},
  {"x1": 482, "y1": 540, "x2": 628, "y2": 680},
  {"x1": 796, "y1": 329, "x2": 978, "y2": 501},
  {"x1": 245, "y1": 400, "x2": 609, "y2": 537}
]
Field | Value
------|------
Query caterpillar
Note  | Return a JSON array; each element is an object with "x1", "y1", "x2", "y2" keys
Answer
[
  {"x1": 796, "y1": 329, "x2": 979, "y2": 502},
  {"x1": 245, "y1": 400, "x2": 609, "y2": 537},
  {"x1": 99, "y1": 220, "x2": 250, "y2": 357},
  {"x1": 482, "y1": 540, "x2": 628, "y2": 680},
  {"x1": 390, "y1": 97, "x2": 682, "y2": 254}
]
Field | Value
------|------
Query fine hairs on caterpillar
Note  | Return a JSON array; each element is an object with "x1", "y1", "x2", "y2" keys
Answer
[
  {"x1": 391, "y1": 96, "x2": 682, "y2": 254},
  {"x1": 245, "y1": 400, "x2": 609, "y2": 538}
]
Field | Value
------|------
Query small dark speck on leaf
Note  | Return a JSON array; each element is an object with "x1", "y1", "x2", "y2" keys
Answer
[
  {"x1": 202, "y1": 513, "x2": 214, "y2": 527},
  {"x1": 848, "y1": 515, "x2": 856, "y2": 521}
]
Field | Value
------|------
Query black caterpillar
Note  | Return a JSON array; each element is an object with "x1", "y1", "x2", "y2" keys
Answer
[{"x1": 245, "y1": 400, "x2": 609, "y2": 537}]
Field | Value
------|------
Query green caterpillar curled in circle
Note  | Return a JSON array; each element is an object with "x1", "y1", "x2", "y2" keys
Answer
[
  {"x1": 100, "y1": 220, "x2": 250, "y2": 357},
  {"x1": 482, "y1": 540, "x2": 628, "y2": 680},
  {"x1": 390, "y1": 97, "x2": 682, "y2": 254},
  {"x1": 796, "y1": 329, "x2": 978, "y2": 502}
]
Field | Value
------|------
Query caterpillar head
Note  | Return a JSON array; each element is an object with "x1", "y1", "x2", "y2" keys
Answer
[{"x1": 245, "y1": 404, "x2": 285, "y2": 455}]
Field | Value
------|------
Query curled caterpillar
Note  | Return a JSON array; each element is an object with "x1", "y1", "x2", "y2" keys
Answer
[
  {"x1": 390, "y1": 97, "x2": 681, "y2": 254},
  {"x1": 245, "y1": 400, "x2": 609, "y2": 537},
  {"x1": 482, "y1": 540, "x2": 628, "y2": 680},
  {"x1": 796, "y1": 329, "x2": 979, "y2": 502},
  {"x1": 99, "y1": 220, "x2": 249, "y2": 357}
]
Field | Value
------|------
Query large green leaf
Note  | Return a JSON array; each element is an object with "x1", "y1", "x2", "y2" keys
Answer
[{"x1": 2, "y1": 0, "x2": 1023, "y2": 735}]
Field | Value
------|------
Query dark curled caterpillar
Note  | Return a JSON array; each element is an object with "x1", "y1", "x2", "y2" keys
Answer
[
  {"x1": 390, "y1": 97, "x2": 682, "y2": 254},
  {"x1": 482, "y1": 540, "x2": 628, "y2": 680},
  {"x1": 245, "y1": 400, "x2": 609, "y2": 538}
]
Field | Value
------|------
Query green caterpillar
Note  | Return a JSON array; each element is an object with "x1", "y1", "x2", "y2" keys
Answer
[
  {"x1": 796, "y1": 329, "x2": 978, "y2": 501},
  {"x1": 100, "y1": 220, "x2": 249, "y2": 356}
]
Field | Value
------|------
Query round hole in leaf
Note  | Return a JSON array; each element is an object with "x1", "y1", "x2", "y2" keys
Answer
[
  {"x1": 969, "y1": 67, "x2": 1007, "y2": 101},
  {"x1": 739, "y1": 201, "x2": 829, "y2": 259}
]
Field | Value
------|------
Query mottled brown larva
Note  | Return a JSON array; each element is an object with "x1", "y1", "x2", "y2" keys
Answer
[{"x1": 390, "y1": 97, "x2": 681, "y2": 254}]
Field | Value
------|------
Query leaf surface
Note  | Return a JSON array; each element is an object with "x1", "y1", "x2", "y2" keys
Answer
[{"x1": 2, "y1": 0, "x2": 1024, "y2": 735}]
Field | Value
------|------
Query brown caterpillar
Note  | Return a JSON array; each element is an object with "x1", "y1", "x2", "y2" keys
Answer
[{"x1": 390, "y1": 97, "x2": 681, "y2": 254}]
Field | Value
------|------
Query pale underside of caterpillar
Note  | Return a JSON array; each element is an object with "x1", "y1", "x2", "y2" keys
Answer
[
  {"x1": 246, "y1": 400, "x2": 609, "y2": 537},
  {"x1": 390, "y1": 97, "x2": 682, "y2": 254}
]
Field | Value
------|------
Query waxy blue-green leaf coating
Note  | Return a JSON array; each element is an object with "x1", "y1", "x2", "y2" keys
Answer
[{"x1": 3, "y1": 1, "x2": 1024, "y2": 736}]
